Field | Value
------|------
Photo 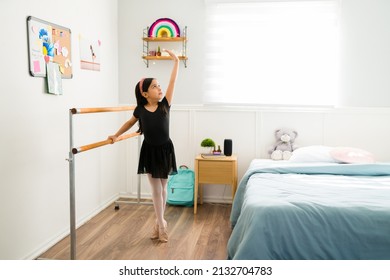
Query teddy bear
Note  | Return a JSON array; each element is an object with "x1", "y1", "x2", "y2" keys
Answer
[{"x1": 268, "y1": 128, "x2": 298, "y2": 160}]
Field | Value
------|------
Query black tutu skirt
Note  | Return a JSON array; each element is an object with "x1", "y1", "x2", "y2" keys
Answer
[{"x1": 137, "y1": 139, "x2": 177, "y2": 179}]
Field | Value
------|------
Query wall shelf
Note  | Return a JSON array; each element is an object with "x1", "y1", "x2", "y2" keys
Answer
[
  {"x1": 142, "y1": 55, "x2": 188, "y2": 60},
  {"x1": 142, "y1": 26, "x2": 188, "y2": 68},
  {"x1": 143, "y1": 37, "x2": 187, "y2": 42}
]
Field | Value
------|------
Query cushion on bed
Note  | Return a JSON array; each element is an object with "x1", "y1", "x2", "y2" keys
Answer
[
  {"x1": 289, "y1": 145, "x2": 337, "y2": 163},
  {"x1": 289, "y1": 145, "x2": 375, "y2": 164},
  {"x1": 329, "y1": 147, "x2": 375, "y2": 163}
]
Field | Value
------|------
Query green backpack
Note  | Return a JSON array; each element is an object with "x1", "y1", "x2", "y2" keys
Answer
[{"x1": 167, "y1": 165, "x2": 194, "y2": 207}]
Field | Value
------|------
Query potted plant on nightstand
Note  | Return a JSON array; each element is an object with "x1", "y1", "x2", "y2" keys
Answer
[{"x1": 200, "y1": 138, "x2": 215, "y2": 155}]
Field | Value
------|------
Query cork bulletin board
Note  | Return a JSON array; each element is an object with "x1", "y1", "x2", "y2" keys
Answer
[{"x1": 27, "y1": 16, "x2": 73, "y2": 78}]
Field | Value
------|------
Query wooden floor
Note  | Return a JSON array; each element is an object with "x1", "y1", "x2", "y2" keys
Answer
[{"x1": 38, "y1": 200, "x2": 232, "y2": 260}]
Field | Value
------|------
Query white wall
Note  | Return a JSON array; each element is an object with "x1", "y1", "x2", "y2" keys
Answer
[
  {"x1": 339, "y1": 0, "x2": 390, "y2": 106},
  {"x1": 0, "y1": 0, "x2": 121, "y2": 259},
  {"x1": 118, "y1": 0, "x2": 390, "y2": 107},
  {"x1": 118, "y1": 0, "x2": 390, "y2": 204},
  {"x1": 1, "y1": 0, "x2": 390, "y2": 260}
]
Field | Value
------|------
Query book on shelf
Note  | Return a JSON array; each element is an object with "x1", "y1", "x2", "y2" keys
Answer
[{"x1": 201, "y1": 153, "x2": 226, "y2": 159}]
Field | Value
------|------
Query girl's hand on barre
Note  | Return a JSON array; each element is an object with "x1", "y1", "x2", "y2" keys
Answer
[{"x1": 108, "y1": 135, "x2": 118, "y2": 144}]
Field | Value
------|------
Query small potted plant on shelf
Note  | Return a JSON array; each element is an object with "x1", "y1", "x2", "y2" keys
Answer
[{"x1": 200, "y1": 138, "x2": 215, "y2": 154}]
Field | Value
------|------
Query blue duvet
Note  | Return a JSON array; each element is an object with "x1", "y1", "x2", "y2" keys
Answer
[{"x1": 228, "y1": 160, "x2": 390, "y2": 260}]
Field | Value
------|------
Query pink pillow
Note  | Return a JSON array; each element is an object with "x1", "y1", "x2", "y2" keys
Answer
[{"x1": 330, "y1": 147, "x2": 375, "y2": 163}]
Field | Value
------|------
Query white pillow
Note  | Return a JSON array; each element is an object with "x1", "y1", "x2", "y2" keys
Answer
[{"x1": 289, "y1": 145, "x2": 338, "y2": 163}]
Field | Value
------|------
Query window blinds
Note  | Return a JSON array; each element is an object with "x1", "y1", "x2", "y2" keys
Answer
[{"x1": 203, "y1": 0, "x2": 339, "y2": 106}]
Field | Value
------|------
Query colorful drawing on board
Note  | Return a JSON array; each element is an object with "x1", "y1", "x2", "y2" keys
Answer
[
  {"x1": 79, "y1": 34, "x2": 101, "y2": 71},
  {"x1": 27, "y1": 16, "x2": 72, "y2": 78},
  {"x1": 148, "y1": 18, "x2": 180, "y2": 38}
]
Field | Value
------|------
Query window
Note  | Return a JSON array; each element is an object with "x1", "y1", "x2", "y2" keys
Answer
[{"x1": 204, "y1": 0, "x2": 340, "y2": 106}]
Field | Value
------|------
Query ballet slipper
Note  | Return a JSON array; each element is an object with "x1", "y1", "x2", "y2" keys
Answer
[
  {"x1": 159, "y1": 226, "x2": 168, "y2": 243},
  {"x1": 150, "y1": 223, "x2": 159, "y2": 240}
]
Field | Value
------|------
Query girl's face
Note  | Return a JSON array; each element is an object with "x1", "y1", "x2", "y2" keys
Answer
[{"x1": 144, "y1": 79, "x2": 162, "y2": 101}]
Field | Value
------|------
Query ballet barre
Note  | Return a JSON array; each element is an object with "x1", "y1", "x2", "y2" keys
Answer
[
  {"x1": 70, "y1": 105, "x2": 135, "y2": 115},
  {"x1": 72, "y1": 131, "x2": 140, "y2": 154},
  {"x1": 67, "y1": 105, "x2": 139, "y2": 260}
]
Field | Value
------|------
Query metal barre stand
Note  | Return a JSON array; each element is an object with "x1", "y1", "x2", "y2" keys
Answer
[
  {"x1": 113, "y1": 135, "x2": 154, "y2": 210},
  {"x1": 67, "y1": 105, "x2": 151, "y2": 260}
]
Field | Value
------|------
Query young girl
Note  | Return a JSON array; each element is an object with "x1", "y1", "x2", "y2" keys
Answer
[{"x1": 108, "y1": 49, "x2": 179, "y2": 242}]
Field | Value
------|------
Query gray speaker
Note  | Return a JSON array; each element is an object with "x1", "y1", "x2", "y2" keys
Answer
[{"x1": 224, "y1": 139, "x2": 232, "y2": 156}]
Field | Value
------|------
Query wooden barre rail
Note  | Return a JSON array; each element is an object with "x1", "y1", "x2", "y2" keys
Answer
[
  {"x1": 72, "y1": 132, "x2": 140, "y2": 154},
  {"x1": 70, "y1": 106, "x2": 136, "y2": 114}
]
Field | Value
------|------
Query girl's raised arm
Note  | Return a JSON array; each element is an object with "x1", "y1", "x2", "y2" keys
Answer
[{"x1": 164, "y1": 49, "x2": 179, "y2": 105}]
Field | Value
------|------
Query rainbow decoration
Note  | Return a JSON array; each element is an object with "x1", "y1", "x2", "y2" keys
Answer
[{"x1": 148, "y1": 18, "x2": 180, "y2": 38}]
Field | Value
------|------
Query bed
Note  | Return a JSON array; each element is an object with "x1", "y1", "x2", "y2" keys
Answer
[{"x1": 228, "y1": 159, "x2": 390, "y2": 260}]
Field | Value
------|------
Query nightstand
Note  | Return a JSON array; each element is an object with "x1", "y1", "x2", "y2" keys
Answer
[{"x1": 194, "y1": 154, "x2": 238, "y2": 214}]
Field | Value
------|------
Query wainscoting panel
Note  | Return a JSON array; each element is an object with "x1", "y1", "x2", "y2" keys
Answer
[{"x1": 122, "y1": 106, "x2": 390, "y2": 202}]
